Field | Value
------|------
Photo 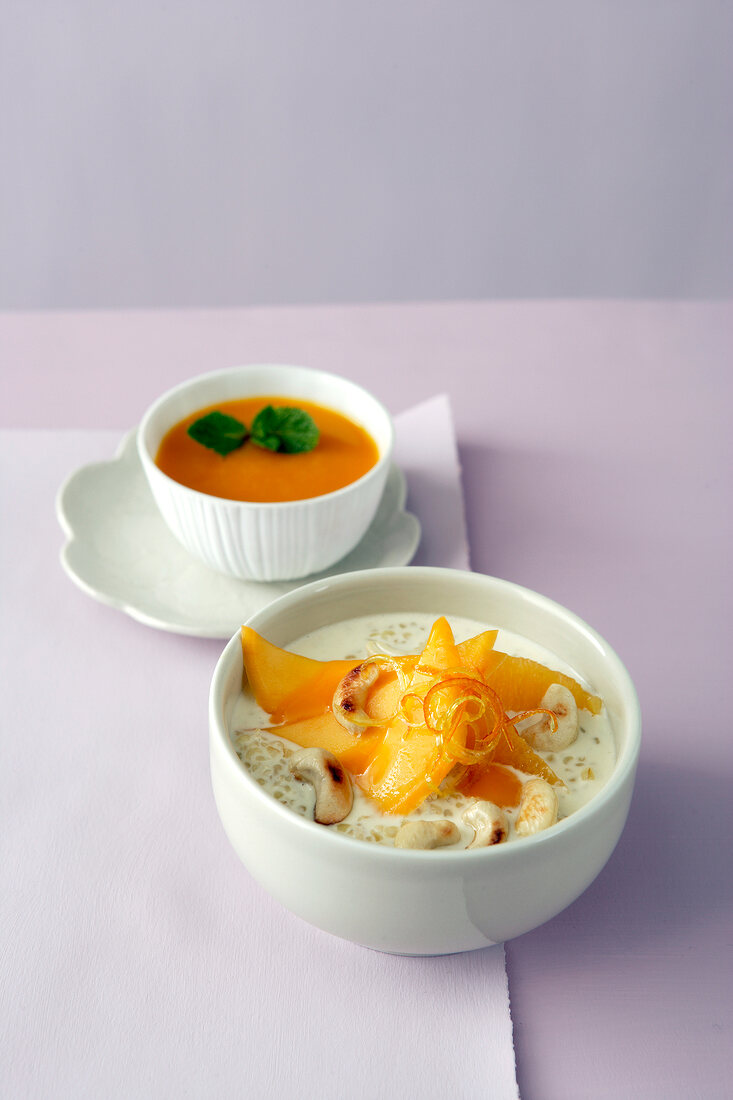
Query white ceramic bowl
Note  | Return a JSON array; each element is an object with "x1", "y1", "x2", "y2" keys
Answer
[
  {"x1": 209, "y1": 567, "x2": 641, "y2": 955},
  {"x1": 137, "y1": 365, "x2": 394, "y2": 581}
]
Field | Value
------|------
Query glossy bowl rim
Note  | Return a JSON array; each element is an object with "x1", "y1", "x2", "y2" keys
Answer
[
  {"x1": 137, "y1": 363, "x2": 395, "y2": 511},
  {"x1": 209, "y1": 566, "x2": 642, "y2": 867}
]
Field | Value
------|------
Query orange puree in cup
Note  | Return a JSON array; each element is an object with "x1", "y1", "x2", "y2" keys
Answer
[{"x1": 155, "y1": 396, "x2": 379, "y2": 502}]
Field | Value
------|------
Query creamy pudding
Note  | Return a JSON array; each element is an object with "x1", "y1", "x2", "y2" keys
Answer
[{"x1": 229, "y1": 613, "x2": 616, "y2": 849}]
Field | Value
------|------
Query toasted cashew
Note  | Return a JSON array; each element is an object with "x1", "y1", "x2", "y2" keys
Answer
[
  {"x1": 462, "y1": 800, "x2": 509, "y2": 848},
  {"x1": 515, "y1": 778, "x2": 559, "y2": 836},
  {"x1": 332, "y1": 662, "x2": 380, "y2": 734},
  {"x1": 289, "y1": 747, "x2": 353, "y2": 824},
  {"x1": 394, "y1": 819, "x2": 461, "y2": 850},
  {"x1": 522, "y1": 684, "x2": 578, "y2": 751}
]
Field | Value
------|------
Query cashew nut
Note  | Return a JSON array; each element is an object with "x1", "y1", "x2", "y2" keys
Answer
[
  {"x1": 288, "y1": 747, "x2": 353, "y2": 824},
  {"x1": 462, "y1": 800, "x2": 509, "y2": 848},
  {"x1": 333, "y1": 662, "x2": 379, "y2": 734},
  {"x1": 522, "y1": 683, "x2": 578, "y2": 751},
  {"x1": 394, "y1": 819, "x2": 461, "y2": 850},
  {"x1": 515, "y1": 777, "x2": 559, "y2": 836}
]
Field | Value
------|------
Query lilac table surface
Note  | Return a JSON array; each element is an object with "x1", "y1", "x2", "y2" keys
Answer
[{"x1": 3, "y1": 300, "x2": 732, "y2": 1099}]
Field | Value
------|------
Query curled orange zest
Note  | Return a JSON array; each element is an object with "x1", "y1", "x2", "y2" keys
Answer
[{"x1": 415, "y1": 676, "x2": 515, "y2": 788}]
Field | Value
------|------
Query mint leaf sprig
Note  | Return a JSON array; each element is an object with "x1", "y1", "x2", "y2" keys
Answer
[
  {"x1": 187, "y1": 405, "x2": 319, "y2": 457},
  {"x1": 250, "y1": 406, "x2": 319, "y2": 453},
  {"x1": 187, "y1": 411, "x2": 248, "y2": 456}
]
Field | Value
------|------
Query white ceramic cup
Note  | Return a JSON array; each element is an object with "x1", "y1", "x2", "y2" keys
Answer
[
  {"x1": 209, "y1": 567, "x2": 642, "y2": 955},
  {"x1": 137, "y1": 364, "x2": 394, "y2": 581}
]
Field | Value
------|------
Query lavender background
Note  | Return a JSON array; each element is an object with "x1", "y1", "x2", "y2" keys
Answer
[{"x1": 2, "y1": 1, "x2": 732, "y2": 308}]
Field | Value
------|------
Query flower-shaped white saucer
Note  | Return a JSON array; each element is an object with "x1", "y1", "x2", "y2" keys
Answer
[{"x1": 56, "y1": 431, "x2": 421, "y2": 638}]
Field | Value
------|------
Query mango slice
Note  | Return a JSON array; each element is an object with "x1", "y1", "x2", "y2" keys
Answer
[
  {"x1": 455, "y1": 629, "x2": 499, "y2": 675},
  {"x1": 241, "y1": 619, "x2": 581, "y2": 813},
  {"x1": 241, "y1": 628, "x2": 408, "y2": 772},
  {"x1": 358, "y1": 618, "x2": 470, "y2": 815},
  {"x1": 241, "y1": 626, "x2": 359, "y2": 723},
  {"x1": 271, "y1": 714, "x2": 381, "y2": 774}
]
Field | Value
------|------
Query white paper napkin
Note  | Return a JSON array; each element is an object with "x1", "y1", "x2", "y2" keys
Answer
[{"x1": 0, "y1": 396, "x2": 518, "y2": 1100}]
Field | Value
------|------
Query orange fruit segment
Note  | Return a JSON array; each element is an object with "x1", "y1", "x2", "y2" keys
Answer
[
  {"x1": 491, "y1": 723, "x2": 562, "y2": 786},
  {"x1": 458, "y1": 763, "x2": 523, "y2": 808},
  {"x1": 484, "y1": 652, "x2": 602, "y2": 716}
]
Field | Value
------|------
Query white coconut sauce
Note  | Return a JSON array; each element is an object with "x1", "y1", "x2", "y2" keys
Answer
[{"x1": 229, "y1": 613, "x2": 616, "y2": 847}]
